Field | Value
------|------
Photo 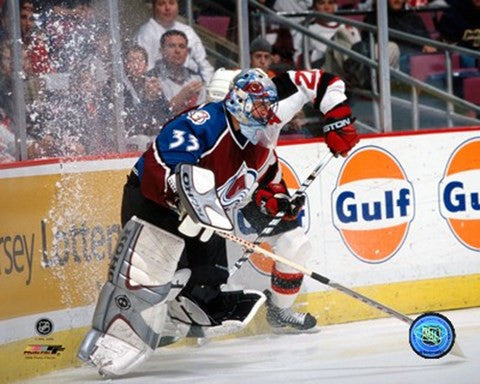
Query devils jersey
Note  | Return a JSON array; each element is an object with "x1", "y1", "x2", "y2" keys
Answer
[{"x1": 133, "y1": 69, "x2": 347, "y2": 211}]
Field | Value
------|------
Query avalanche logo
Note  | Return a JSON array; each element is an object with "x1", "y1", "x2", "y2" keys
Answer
[
  {"x1": 332, "y1": 146, "x2": 415, "y2": 263},
  {"x1": 218, "y1": 162, "x2": 257, "y2": 208},
  {"x1": 439, "y1": 138, "x2": 480, "y2": 251},
  {"x1": 236, "y1": 158, "x2": 309, "y2": 275},
  {"x1": 187, "y1": 110, "x2": 210, "y2": 125}
]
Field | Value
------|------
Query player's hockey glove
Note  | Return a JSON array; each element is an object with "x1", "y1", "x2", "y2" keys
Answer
[
  {"x1": 254, "y1": 182, "x2": 305, "y2": 221},
  {"x1": 323, "y1": 103, "x2": 359, "y2": 157}
]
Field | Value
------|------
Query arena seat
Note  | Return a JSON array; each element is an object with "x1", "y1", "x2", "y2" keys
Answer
[
  {"x1": 463, "y1": 77, "x2": 480, "y2": 105},
  {"x1": 197, "y1": 16, "x2": 230, "y2": 38},
  {"x1": 409, "y1": 53, "x2": 460, "y2": 82}
]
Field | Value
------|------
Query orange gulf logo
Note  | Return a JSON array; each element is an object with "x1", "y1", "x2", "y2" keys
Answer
[
  {"x1": 332, "y1": 146, "x2": 415, "y2": 263},
  {"x1": 237, "y1": 158, "x2": 308, "y2": 275},
  {"x1": 439, "y1": 138, "x2": 480, "y2": 251}
]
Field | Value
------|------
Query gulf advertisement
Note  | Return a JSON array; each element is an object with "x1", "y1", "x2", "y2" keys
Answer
[{"x1": 228, "y1": 129, "x2": 480, "y2": 324}]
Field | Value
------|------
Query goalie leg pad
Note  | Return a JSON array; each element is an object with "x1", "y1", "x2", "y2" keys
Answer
[{"x1": 78, "y1": 217, "x2": 185, "y2": 376}]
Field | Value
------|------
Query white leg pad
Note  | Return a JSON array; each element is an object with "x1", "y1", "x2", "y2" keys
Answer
[
  {"x1": 78, "y1": 217, "x2": 185, "y2": 376},
  {"x1": 88, "y1": 317, "x2": 156, "y2": 377}
]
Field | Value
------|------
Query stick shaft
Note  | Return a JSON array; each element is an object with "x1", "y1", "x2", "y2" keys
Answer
[
  {"x1": 229, "y1": 152, "x2": 334, "y2": 275},
  {"x1": 220, "y1": 230, "x2": 466, "y2": 358},
  {"x1": 221, "y1": 230, "x2": 412, "y2": 324}
]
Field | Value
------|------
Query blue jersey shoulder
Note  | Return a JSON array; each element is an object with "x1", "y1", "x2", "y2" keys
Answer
[{"x1": 155, "y1": 102, "x2": 227, "y2": 168}]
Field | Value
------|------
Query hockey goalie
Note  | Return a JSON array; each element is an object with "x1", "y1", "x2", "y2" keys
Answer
[{"x1": 77, "y1": 67, "x2": 359, "y2": 376}]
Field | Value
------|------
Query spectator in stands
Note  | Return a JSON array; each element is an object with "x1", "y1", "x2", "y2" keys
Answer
[
  {"x1": 250, "y1": 36, "x2": 276, "y2": 77},
  {"x1": 437, "y1": 0, "x2": 480, "y2": 51},
  {"x1": 123, "y1": 44, "x2": 172, "y2": 141},
  {"x1": 0, "y1": 41, "x2": 13, "y2": 117},
  {"x1": 27, "y1": 62, "x2": 112, "y2": 159},
  {"x1": 294, "y1": 0, "x2": 361, "y2": 71},
  {"x1": 0, "y1": 1, "x2": 6, "y2": 43},
  {"x1": 148, "y1": 29, "x2": 206, "y2": 115},
  {"x1": 136, "y1": 0, "x2": 214, "y2": 82},
  {"x1": 364, "y1": 0, "x2": 437, "y2": 55},
  {"x1": 255, "y1": 0, "x2": 277, "y2": 8},
  {"x1": 0, "y1": 106, "x2": 14, "y2": 163},
  {"x1": 20, "y1": 0, "x2": 52, "y2": 74},
  {"x1": 270, "y1": 27, "x2": 296, "y2": 74},
  {"x1": 271, "y1": 0, "x2": 312, "y2": 15},
  {"x1": 79, "y1": 22, "x2": 113, "y2": 97},
  {"x1": 0, "y1": 41, "x2": 40, "y2": 115}
]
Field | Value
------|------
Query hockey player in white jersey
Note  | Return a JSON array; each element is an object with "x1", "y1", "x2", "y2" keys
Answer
[
  {"x1": 77, "y1": 67, "x2": 359, "y2": 377},
  {"x1": 206, "y1": 67, "x2": 358, "y2": 331}
]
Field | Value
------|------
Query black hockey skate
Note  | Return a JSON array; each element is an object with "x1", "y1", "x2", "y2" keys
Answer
[{"x1": 264, "y1": 290, "x2": 318, "y2": 333}]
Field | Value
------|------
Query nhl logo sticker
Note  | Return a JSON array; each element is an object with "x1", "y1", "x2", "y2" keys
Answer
[
  {"x1": 409, "y1": 312, "x2": 456, "y2": 359},
  {"x1": 35, "y1": 318, "x2": 54, "y2": 336}
]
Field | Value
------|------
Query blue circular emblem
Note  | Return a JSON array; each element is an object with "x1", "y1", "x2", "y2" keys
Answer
[{"x1": 409, "y1": 312, "x2": 455, "y2": 359}]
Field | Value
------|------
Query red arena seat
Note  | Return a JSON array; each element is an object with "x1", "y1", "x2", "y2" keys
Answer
[
  {"x1": 463, "y1": 77, "x2": 480, "y2": 105},
  {"x1": 410, "y1": 53, "x2": 460, "y2": 82},
  {"x1": 197, "y1": 16, "x2": 231, "y2": 38}
]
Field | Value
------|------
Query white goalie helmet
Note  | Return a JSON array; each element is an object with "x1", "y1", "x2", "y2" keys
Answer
[{"x1": 224, "y1": 68, "x2": 278, "y2": 145}]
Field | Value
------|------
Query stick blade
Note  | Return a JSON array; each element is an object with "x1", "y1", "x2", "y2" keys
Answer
[{"x1": 449, "y1": 341, "x2": 466, "y2": 358}]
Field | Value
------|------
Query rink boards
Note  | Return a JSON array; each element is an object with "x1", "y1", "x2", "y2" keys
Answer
[{"x1": 1, "y1": 129, "x2": 480, "y2": 383}]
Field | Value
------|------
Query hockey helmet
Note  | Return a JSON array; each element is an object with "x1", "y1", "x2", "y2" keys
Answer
[{"x1": 225, "y1": 68, "x2": 278, "y2": 144}]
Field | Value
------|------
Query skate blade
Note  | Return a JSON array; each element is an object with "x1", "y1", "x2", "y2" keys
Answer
[{"x1": 270, "y1": 325, "x2": 321, "y2": 335}]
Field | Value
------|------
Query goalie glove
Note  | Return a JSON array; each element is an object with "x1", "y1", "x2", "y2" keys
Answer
[
  {"x1": 254, "y1": 182, "x2": 305, "y2": 221},
  {"x1": 323, "y1": 103, "x2": 359, "y2": 157}
]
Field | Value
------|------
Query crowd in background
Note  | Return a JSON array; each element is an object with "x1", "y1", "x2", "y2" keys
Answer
[{"x1": 0, "y1": 0, "x2": 479, "y2": 162}]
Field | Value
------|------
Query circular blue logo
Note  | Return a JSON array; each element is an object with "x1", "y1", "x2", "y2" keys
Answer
[{"x1": 409, "y1": 312, "x2": 455, "y2": 359}]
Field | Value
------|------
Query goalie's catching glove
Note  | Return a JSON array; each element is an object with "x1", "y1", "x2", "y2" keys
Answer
[
  {"x1": 323, "y1": 103, "x2": 359, "y2": 157},
  {"x1": 254, "y1": 182, "x2": 305, "y2": 221}
]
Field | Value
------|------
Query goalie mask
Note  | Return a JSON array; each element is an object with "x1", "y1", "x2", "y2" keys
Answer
[{"x1": 225, "y1": 68, "x2": 278, "y2": 145}]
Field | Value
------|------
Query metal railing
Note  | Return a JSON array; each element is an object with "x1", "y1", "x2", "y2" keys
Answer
[{"x1": 250, "y1": 0, "x2": 480, "y2": 132}]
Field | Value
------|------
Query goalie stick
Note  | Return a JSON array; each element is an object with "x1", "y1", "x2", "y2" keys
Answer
[{"x1": 228, "y1": 151, "x2": 334, "y2": 276}]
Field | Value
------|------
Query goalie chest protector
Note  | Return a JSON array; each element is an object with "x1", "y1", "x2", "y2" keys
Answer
[{"x1": 134, "y1": 101, "x2": 277, "y2": 209}]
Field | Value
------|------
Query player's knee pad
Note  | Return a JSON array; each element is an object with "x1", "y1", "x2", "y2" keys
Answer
[
  {"x1": 77, "y1": 216, "x2": 185, "y2": 377},
  {"x1": 271, "y1": 227, "x2": 311, "y2": 273}
]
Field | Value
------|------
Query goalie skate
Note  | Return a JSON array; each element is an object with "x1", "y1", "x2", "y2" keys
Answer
[{"x1": 264, "y1": 290, "x2": 319, "y2": 334}]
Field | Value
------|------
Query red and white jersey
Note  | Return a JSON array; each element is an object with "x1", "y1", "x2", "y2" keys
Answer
[
  {"x1": 259, "y1": 69, "x2": 347, "y2": 147},
  {"x1": 133, "y1": 69, "x2": 346, "y2": 211}
]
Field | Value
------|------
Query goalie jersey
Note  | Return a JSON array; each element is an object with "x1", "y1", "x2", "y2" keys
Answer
[{"x1": 133, "y1": 69, "x2": 347, "y2": 210}]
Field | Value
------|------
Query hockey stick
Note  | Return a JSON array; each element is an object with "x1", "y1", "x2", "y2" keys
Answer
[
  {"x1": 217, "y1": 230, "x2": 465, "y2": 358},
  {"x1": 228, "y1": 151, "x2": 334, "y2": 276},
  {"x1": 176, "y1": 163, "x2": 464, "y2": 358}
]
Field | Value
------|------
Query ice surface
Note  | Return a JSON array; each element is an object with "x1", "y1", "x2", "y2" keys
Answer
[{"x1": 25, "y1": 307, "x2": 480, "y2": 384}]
